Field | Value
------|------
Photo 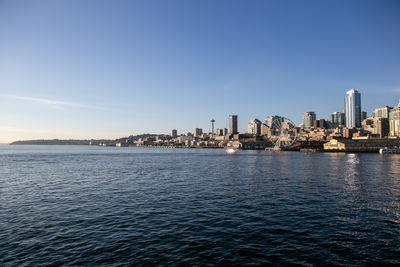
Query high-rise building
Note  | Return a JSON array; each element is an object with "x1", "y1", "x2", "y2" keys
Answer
[
  {"x1": 171, "y1": 129, "x2": 177, "y2": 138},
  {"x1": 247, "y1": 118, "x2": 262, "y2": 135},
  {"x1": 302, "y1": 112, "x2": 316, "y2": 128},
  {"x1": 389, "y1": 100, "x2": 400, "y2": 137},
  {"x1": 345, "y1": 89, "x2": 361, "y2": 128},
  {"x1": 229, "y1": 115, "x2": 238, "y2": 134},
  {"x1": 373, "y1": 106, "x2": 390, "y2": 119},
  {"x1": 329, "y1": 114, "x2": 334, "y2": 124},
  {"x1": 313, "y1": 119, "x2": 326, "y2": 129},
  {"x1": 194, "y1": 128, "x2": 203, "y2": 137},
  {"x1": 221, "y1": 128, "x2": 228, "y2": 136},
  {"x1": 361, "y1": 111, "x2": 367, "y2": 122},
  {"x1": 372, "y1": 106, "x2": 391, "y2": 137},
  {"x1": 374, "y1": 117, "x2": 389, "y2": 137},
  {"x1": 329, "y1": 112, "x2": 345, "y2": 126}
]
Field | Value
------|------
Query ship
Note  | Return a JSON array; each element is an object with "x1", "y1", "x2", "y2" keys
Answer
[
  {"x1": 379, "y1": 147, "x2": 400, "y2": 154},
  {"x1": 225, "y1": 141, "x2": 237, "y2": 154}
]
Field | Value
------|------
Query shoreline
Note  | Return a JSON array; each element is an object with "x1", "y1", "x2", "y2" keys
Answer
[{"x1": 6, "y1": 143, "x2": 387, "y2": 153}]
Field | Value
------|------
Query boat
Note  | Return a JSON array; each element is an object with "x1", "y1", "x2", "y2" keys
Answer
[
  {"x1": 225, "y1": 141, "x2": 237, "y2": 154},
  {"x1": 379, "y1": 147, "x2": 400, "y2": 154}
]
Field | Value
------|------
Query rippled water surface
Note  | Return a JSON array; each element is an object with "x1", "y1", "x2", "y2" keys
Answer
[{"x1": 1, "y1": 145, "x2": 400, "y2": 265}]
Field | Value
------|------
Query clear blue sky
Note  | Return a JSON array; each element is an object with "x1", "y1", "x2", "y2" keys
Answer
[{"x1": 1, "y1": 0, "x2": 399, "y2": 142}]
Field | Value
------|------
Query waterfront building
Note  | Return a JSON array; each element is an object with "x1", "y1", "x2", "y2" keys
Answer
[
  {"x1": 324, "y1": 138, "x2": 400, "y2": 152},
  {"x1": 171, "y1": 129, "x2": 177, "y2": 138},
  {"x1": 177, "y1": 135, "x2": 194, "y2": 144},
  {"x1": 260, "y1": 123, "x2": 270, "y2": 136},
  {"x1": 373, "y1": 106, "x2": 390, "y2": 119},
  {"x1": 247, "y1": 118, "x2": 262, "y2": 135},
  {"x1": 343, "y1": 128, "x2": 355, "y2": 139},
  {"x1": 302, "y1": 112, "x2": 316, "y2": 128},
  {"x1": 237, "y1": 140, "x2": 271, "y2": 150},
  {"x1": 229, "y1": 115, "x2": 238, "y2": 134},
  {"x1": 194, "y1": 128, "x2": 203, "y2": 137},
  {"x1": 345, "y1": 89, "x2": 362, "y2": 128},
  {"x1": 389, "y1": 100, "x2": 400, "y2": 137}
]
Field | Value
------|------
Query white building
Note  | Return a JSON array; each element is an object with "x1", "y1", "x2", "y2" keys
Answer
[{"x1": 247, "y1": 118, "x2": 262, "y2": 135}]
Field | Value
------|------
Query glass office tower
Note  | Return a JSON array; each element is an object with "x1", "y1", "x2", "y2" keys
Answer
[{"x1": 345, "y1": 89, "x2": 361, "y2": 128}]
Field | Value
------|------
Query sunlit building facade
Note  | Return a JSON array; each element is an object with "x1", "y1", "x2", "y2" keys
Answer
[
  {"x1": 373, "y1": 106, "x2": 390, "y2": 119},
  {"x1": 247, "y1": 119, "x2": 262, "y2": 135},
  {"x1": 389, "y1": 100, "x2": 400, "y2": 137}
]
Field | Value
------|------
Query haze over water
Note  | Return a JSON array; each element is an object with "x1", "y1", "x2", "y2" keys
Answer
[{"x1": 1, "y1": 145, "x2": 399, "y2": 265}]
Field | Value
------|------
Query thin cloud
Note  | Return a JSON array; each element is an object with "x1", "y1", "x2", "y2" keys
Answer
[
  {"x1": 0, "y1": 126, "x2": 74, "y2": 135},
  {"x1": 7, "y1": 95, "x2": 113, "y2": 111}
]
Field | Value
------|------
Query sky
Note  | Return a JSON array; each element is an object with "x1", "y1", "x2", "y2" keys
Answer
[{"x1": 0, "y1": 0, "x2": 399, "y2": 143}]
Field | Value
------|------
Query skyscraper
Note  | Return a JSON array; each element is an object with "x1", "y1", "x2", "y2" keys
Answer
[
  {"x1": 194, "y1": 128, "x2": 203, "y2": 137},
  {"x1": 329, "y1": 112, "x2": 345, "y2": 126},
  {"x1": 345, "y1": 89, "x2": 361, "y2": 128},
  {"x1": 302, "y1": 112, "x2": 316, "y2": 128},
  {"x1": 229, "y1": 115, "x2": 238, "y2": 134},
  {"x1": 171, "y1": 129, "x2": 177, "y2": 138}
]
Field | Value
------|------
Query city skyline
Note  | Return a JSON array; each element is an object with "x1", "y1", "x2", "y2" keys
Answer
[{"x1": 1, "y1": 0, "x2": 400, "y2": 143}]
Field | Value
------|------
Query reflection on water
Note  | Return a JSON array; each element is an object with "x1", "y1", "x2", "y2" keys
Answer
[{"x1": 344, "y1": 153, "x2": 360, "y2": 192}]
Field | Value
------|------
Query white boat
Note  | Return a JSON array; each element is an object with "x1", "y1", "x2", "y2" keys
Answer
[
  {"x1": 379, "y1": 147, "x2": 400, "y2": 154},
  {"x1": 225, "y1": 141, "x2": 237, "y2": 154}
]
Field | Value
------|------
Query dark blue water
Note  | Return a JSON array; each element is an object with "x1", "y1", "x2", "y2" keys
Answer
[{"x1": 1, "y1": 145, "x2": 400, "y2": 265}]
